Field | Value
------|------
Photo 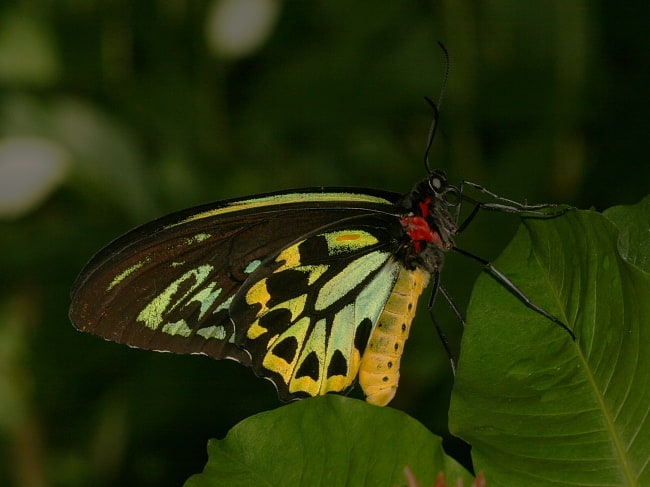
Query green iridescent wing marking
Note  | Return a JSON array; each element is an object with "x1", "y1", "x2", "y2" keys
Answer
[{"x1": 69, "y1": 188, "x2": 405, "y2": 397}]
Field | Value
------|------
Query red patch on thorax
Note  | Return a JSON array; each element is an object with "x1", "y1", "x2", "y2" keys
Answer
[
  {"x1": 400, "y1": 214, "x2": 443, "y2": 253},
  {"x1": 418, "y1": 199, "x2": 430, "y2": 218}
]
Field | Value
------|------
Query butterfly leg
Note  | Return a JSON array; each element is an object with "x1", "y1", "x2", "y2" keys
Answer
[
  {"x1": 460, "y1": 180, "x2": 570, "y2": 213},
  {"x1": 452, "y1": 246, "x2": 576, "y2": 340},
  {"x1": 427, "y1": 271, "x2": 458, "y2": 375},
  {"x1": 438, "y1": 284, "x2": 465, "y2": 329},
  {"x1": 454, "y1": 181, "x2": 573, "y2": 234}
]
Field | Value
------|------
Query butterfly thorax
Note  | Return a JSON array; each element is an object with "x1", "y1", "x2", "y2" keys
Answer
[{"x1": 397, "y1": 171, "x2": 457, "y2": 274}]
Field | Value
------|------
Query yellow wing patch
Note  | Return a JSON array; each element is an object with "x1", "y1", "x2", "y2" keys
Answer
[{"x1": 324, "y1": 230, "x2": 379, "y2": 254}]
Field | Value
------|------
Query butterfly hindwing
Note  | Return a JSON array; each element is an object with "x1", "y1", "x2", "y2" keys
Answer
[{"x1": 230, "y1": 226, "x2": 403, "y2": 401}]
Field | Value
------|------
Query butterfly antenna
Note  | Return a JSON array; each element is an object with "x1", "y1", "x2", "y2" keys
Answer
[{"x1": 423, "y1": 41, "x2": 451, "y2": 174}]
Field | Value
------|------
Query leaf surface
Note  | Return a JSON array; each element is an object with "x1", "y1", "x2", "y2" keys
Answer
[
  {"x1": 186, "y1": 395, "x2": 472, "y2": 487},
  {"x1": 450, "y1": 203, "x2": 650, "y2": 486}
]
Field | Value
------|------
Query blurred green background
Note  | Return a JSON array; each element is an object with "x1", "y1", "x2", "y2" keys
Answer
[{"x1": 0, "y1": 1, "x2": 648, "y2": 486}]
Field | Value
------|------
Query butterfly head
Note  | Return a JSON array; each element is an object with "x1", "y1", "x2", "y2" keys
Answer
[
  {"x1": 426, "y1": 169, "x2": 461, "y2": 203},
  {"x1": 423, "y1": 170, "x2": 460, "y2": 248},
  {"x1": 397, "y1": 171, "x2": 460, "y2": 272}
]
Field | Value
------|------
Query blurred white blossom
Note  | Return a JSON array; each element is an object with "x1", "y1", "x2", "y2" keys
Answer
[
  {"x1": 0, "y1": 137, "x2": 69, "y2": 218},
  {"x1": 205, "y1": 0, "x2": 281, "y2": 59}
]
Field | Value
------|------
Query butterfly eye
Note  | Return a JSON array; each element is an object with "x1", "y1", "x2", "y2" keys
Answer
[
  {"x1": 431, "y1": 177, "x2": 443, "y2": 191},
  {"x1": 428, "y1": 170, "x2": 448, "y2": 194}
]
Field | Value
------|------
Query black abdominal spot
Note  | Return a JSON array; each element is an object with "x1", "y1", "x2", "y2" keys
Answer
[
  {"x1": 297, "y1": 235, "x2": 331, "y2": 264},
  {"x1": 327, "y1": 349, "x2": 348, "y2": 378},
  {"x1": 295, "y1": 351, "x2": 320, "y2": 381},
  {"x1": 271, "y1": 336, "x2": 299, "y2": 364},
  {"x1": 265, "y1": 270, "x2": 310, "y2": 305},
  {"x1": 354, "y1": 318, "x2": 373, "y2": 355}
]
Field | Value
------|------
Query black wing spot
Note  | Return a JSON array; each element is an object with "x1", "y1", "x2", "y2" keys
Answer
[
  {"x1": 327, "y1": 349, "x2": 348, "y2": 378},
  {"x1": 387, "y1": 361, "x2": 393, "y2": 368},
  {"x1": 354, "y1": 318, "x2": 373, "y2": 355},
  {"x1": 297, "y1": 235, "x2": 330, "y2": 264},
  {"x1": 382, "y1": 376, "x2": 389, "y2": 382},
  {"x1": 272, "y1": 336, "x2": 299, "y2": 364},
  {"x1": 408, "y1": 302, "x2": 413, "y2": 311},
  {"x1": 265, "y1": 270, "x2": 310, "y2": 305},
  {"x1": 394, "y1": 342, "x2": 399, "y2": 352},
  {"x1": 401, "y1": 323, "x2": 407, "y2": 333},
  {"x1": 295, "y1": 351, "x2": 320, "y2": 381},
  {"x1": 258, "y1": 308, "x2": 292, "y2": 335}
]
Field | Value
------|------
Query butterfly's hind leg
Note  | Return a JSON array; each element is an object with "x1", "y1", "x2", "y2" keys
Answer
[
  {"x1": 426, "y1": 271, "x2": 466, "y2": 375},
  {"x1": 452, "y1": 245, "x2": 576, "y2": 340}
]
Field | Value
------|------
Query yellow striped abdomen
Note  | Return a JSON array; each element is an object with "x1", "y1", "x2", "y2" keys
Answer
[{"x1": 358, "y1": 266, "x2": 430, "y2": 406}]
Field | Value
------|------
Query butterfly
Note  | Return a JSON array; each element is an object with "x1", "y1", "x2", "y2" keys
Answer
[
  {"x1": 69, "y1": 159, "x2": 576, "y2": 408},
  {"x1": 69, "y1": 71, "x2": 574, "y2": 406}
]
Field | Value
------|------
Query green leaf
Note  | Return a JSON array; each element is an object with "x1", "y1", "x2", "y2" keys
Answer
[
  {"x1": 185, "y1": 395, "x2": 472, "y2": 487},
  {"x1": 449, "y1": 202, "x2": 650, "y2": 486},
  {"x1": 603, "y1": 195, "x2": 650, "y2": 274}
]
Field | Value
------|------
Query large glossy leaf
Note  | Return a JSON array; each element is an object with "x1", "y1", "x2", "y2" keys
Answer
[
  {"x1": 185, "y1": 395, "x2": 472, "y2": 487},
  {"x1": 449, "y1": 202, "x2": 650, "y2": 486},
  {"x1": 603, "y1": 195, "x2": 650, "y2": 273}
]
